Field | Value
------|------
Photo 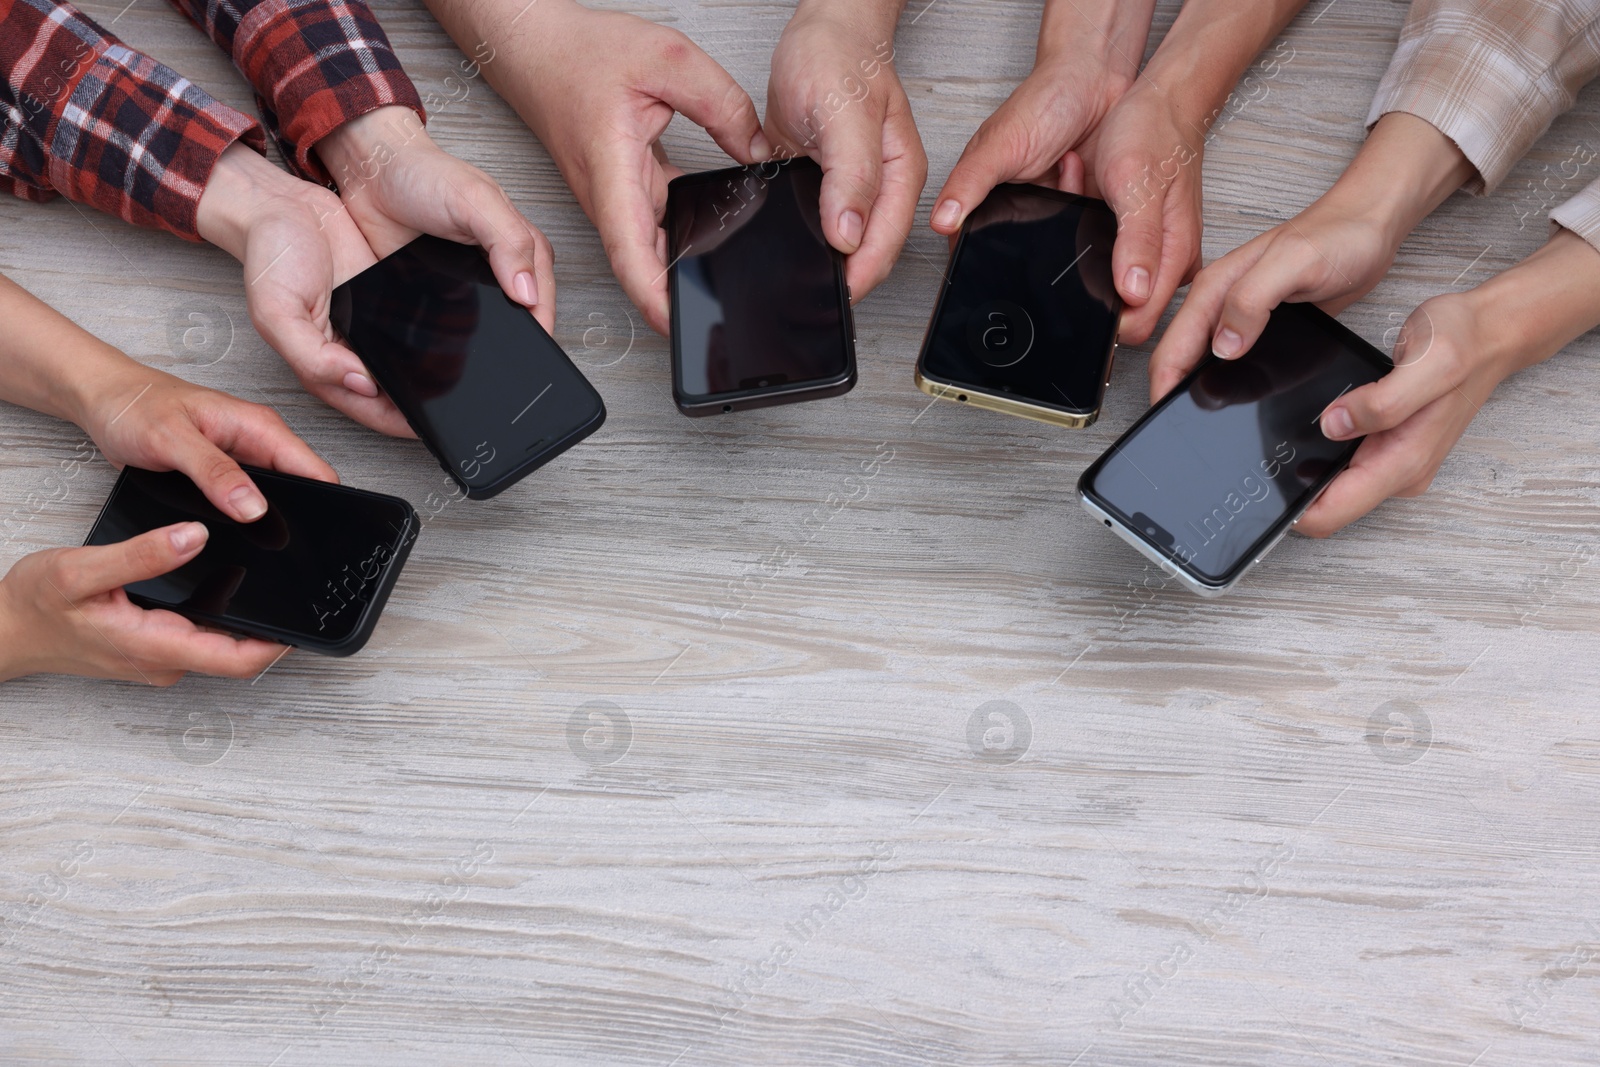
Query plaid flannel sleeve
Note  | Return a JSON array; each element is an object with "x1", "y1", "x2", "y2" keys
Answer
[
  {"x1": 0, "y1": 0, "x2": 264, "y2": 239},
  {"x1": 1365, "y1": 0, "x2": 1600, "y2": 195},
  {"x1": 164, "y1": 0, "x2": 425, "y2": 185}
]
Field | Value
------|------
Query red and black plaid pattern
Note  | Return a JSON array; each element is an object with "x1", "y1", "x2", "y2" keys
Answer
[
  {"x1": 166, "y1": 0, "x2": 425, "y2": 184},
  {"x1": 0, "y1": 0, "x2": 263, "y2": 239}
]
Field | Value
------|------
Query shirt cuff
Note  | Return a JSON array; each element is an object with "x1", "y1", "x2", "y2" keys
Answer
[
  {"x1": 231, "y1": 0, "x2": 426, "y2": 184},
  {"x1": 1365, "y1": 13, "x2": 1578, "y2": 196},
  {"x1": 1550, "y1": 180, "x2": 1600, "y2": 256},
  {"x1": 57, "y1": 44, "x2": 267, "y2": 241}
]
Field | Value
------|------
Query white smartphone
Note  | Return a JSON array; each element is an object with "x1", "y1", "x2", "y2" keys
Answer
[{"x1": 1078, "y1": 302, "x2": 1393, "y2": 596}]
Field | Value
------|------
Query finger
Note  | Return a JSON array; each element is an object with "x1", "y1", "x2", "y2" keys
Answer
[
  {"x1": 1099, "y1": 159, "x2": 1170, "y2": 319},
  {"x1": 591, "y1": 152, "x2": 674, "y2": 335},
  {"x1": 451, "y1": 179, "x2": 558, "y2": 334},
  {"x1": 1119, "y1": 192, "x2": 1202, "y2": 346},
  {"x1": 250, "y1": 302, "x2": 415, "y2": 437},
  {"x1": 658, "y1": 37, "x2": 769, "y2": 163},
  {"x1": 1211, "y1": 232, "x2": 1353, "y2": 360},
  {"x1": 161, "y1": 426, "x2": 267, "y2": 522},
  {"x1": 56, "y1": 522, "x2": 209, "y2": 601},
  {"x1": 123, "y1": 617, "x2": 289, "y2": 680},
  {"x1": 197, "y1": 400, "x2": 341, "y2": 485},
  {"x1": 1146, "y1": 240, "x2": 1270, "y2": 402},
  {"x1": 1320, "y1": 348, "x2": 1462, "y2": 442},
  {"x1": 1294, "y1": 442, "x2": 1405, "y2": 538},
  {"x1": 931, "y1": 100, "x2": 1037, "y2": 235},
  {"x1": 798, "y1": 101, "x2": 885, "y2": 257},
  {"x1": 1056, "y1": 150, "x2": 1086, "y2": 196},
  {"x1": 843, "y1": 99, "x2": 927, "y2": 300}
]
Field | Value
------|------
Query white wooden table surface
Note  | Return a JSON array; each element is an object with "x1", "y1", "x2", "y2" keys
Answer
[{"x1": 3, "y1": 1, "x2": 1599, "y2": 1064}]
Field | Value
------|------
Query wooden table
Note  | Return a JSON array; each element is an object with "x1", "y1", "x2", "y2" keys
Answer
[{"x1": 3, "y1": 1, "x2": 1598, "y2": 1063}]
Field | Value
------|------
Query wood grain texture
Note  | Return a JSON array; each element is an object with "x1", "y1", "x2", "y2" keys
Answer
[{"x1": 3, "y1": 0, "x2": 1600, "y2": 1064}]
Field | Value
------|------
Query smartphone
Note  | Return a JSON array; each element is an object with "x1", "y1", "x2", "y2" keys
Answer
[
  {"x1": 330, "y1": 234, "x2": 606, "y2": 499},
  {"x1": 915, "y1": 184, "x2": 1121, "y2": 428},
  {"x1": 666, "y1": 157, "x2": 856, "y2": 416},
  {"x1": 84, "y1": 466, "x2": 418, "y2": 655},
  {"x1": 1078, "y1": 302, "x2": 1393, "y2": 596}
]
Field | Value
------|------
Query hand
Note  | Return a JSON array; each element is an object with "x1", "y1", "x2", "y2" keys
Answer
[
  {"x1": 421, "y1": 0, "x2": 768, "y2": 334},
  {"x1": 1148, "y1": 112, "x2": 1477, "y2": 400},
  {"x1": 1147, "y1": 200, "x2": 1398, "y2": 400},
  {"x1": 73, "y1": 363, "x2": 338, "y2": 523},
  {"x1": 0, "y1": 522, "x2": 287, "y2": 684},
  {"x1": 1064, "y1": 80, "x2": 1208, "y2": 345},
  {"x1": 197, "y1": 143, "x2": 409, "y2": 435},
  {"x1": 1297, "y1": 229, "x2": 1600, "y2": 536},
  {"x1": 765, "y1": 0, "x2": 927, "y2": 301},
  {"x1": 931, "y1": 0, "x2": 1150, "y2": 233},
  {"x1": 315, "y1": 106, "x2": 556, "y2": 334}
]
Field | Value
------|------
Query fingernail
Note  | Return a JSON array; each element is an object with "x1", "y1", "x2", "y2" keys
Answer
[
  {"x1": 1213, "y1": 327, "x2": 1243, "y2": 359},
  {"x1": 228, "y1": 485, "x2": 267, "y2": 521},
  {"x1": 839, "y1": 209, "x2": 864, "y2": 248},
  {"x1": 169, "y1": 521, "x2": 207, "y2": 554},
  {"x1": 932, "y1": 199, "x2": 960, "y2": 230},
  {"x1": 1322, "y1": 406, "x2": 1354, "y2": 439},
  {"x1": 344, "y1": 371, "x2": 379, "y2": 397},
  {"x1": 1124, "y1": 266, "x2": 1151, "y2": 301},
  {"x1": 514, "y1": 270, "x2": 539, "y2": 306},
  {"x1": 750, "y1": 131, "x2": 773, "y2": 161}
]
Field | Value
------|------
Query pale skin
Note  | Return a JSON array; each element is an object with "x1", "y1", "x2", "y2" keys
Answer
[
  {"x1": 0, "y1": 276, "x2": 339, "y2": 684},
  {"x1": 420, "y1": 0, "x2": 925, "y2": 333},
  {"x1": 1150, "y1": 111, "x2": 1600, "y2": 536},
  {"x1": 196, "y1": 108, "x2": 554, "y2": 437},
  {"x1": 931, "y1": 0, "x2": 1309, "y2": 344}
]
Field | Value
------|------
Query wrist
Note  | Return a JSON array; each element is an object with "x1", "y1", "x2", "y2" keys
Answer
[
  {"x1": 314, "y1": 105, "x2": 429, "y2": 197},
  {"x1": 1471, "y1": 228, "x2": 1600, "y2": 377},
  {"x1": 1036, "y1": 0, "x2": 1153, "y2": 83},
  {"x1": 196, "y1": 142, "x2": 310, "y2": 260},
  {"x1": 1324, "y1": 113, "x2": 1474, "y2": 252},
  {"x1": 790, "y1": 0, "x2": 903, "y2": 43}
]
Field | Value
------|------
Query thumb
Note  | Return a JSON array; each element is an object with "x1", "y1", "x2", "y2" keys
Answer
[
  {"x1": 802, "y1": 108, "x2": 883, "y2": 256},
  {"x1": 1100, "y1": 163, "x2": 1165, "y2": 311},
  {"x1": 60, "y1": 522, "x2": 208, "y2": 601},
  {"x1": 931, "y1": 110, "x2": 1030, "y2": 235},
  {"x1": 661, "y1": 40, "x2": 768, "y2": 164}
]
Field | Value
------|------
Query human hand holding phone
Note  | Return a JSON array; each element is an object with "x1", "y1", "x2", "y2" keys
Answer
[
  {"x1": 421, "y1": 0, "x2": 769, "y2": 335},
  {"x1": 314, "y1": 107, "x2": 556, "y2": 334},
  {"x1": 764, "y1": 0, "x2": 927, "y2": 302},
  {"x1": 0, "y1": 274, "x2": 337, "y2": 524},
  {"x1": 1299, "y1": 229, "x2": 1600, "y2": 536},
  {"x1": 931, "y1": 0, "x2": 1153, "y2": 236},
  {"x1": 1148, "y1": 113, "x2": 1477, "y2": 401},
  {"x1": 196, "y1": 142, "x2": 406, "y2": 435},
  {"x1": 0, "y1": 523, "x2": 287, "y2": 684}
]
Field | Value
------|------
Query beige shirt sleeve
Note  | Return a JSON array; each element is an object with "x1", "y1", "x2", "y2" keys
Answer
[{"x1": 1365, "y1": 0, "x2": 1600, "y2": 195}]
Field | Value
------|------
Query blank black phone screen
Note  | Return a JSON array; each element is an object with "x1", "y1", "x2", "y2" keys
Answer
[
  {"x1": 921, "y1": 185, "x2": 1120, "y2": 414},
  {"x1": 331, "y1": 235, "x2": 604, "y2": 496},
  {"x1": 1083, "y1": 303, "x2": 1391, "y2": 584},
  {"x1": 85, "y1": 466, "x2": 414, "y2": 648},
  {"x1": 668, "y1": 158, "x2": 851, "y2": 400}
]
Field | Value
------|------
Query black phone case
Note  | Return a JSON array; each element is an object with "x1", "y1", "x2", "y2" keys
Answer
[
  {"x1": 1077, "y1": 302, "x2": 1393, "y2": 590},
  {"x1": 914, "y1": 184, "x2": 1121, "y2": 422},
  {"x1": 666, "y1": 160, "x2": 857, "y2": 416},
  {"x1": 83, "y1": 466, "x2": 419, "y2": 656},
  {"x1": 331, "y1": 237, "x2": 606, "y2": 499}
]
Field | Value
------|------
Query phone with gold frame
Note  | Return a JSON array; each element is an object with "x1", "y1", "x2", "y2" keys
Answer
[{"x1": 914, "y1": 184, "x2": 1121, "y2": 428}]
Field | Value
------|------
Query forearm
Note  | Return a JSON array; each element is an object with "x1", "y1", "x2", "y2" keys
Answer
[
  {"x1": 1036, "y1": 0, "x2": 1156, "y2": 76},
  {"x1": 1316, "y1": 112, "x2": 1475, "y2": 251},
  {"x1": 195, "y1": 141, "x2": 318, "y2": 261},
  {"x1": 0, "y1": 277, "x2": 138, "y2": 428},
  {"x1": 1140, "y1": 0, "x2": 1307, "y2": 132}
]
